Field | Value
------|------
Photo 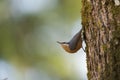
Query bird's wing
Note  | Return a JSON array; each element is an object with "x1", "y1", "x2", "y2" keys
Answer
[{"x1": 69, "y1": 30, "x2": 81, "y2": 50}]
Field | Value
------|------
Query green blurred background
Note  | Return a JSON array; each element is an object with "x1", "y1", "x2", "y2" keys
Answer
[{"x1": 0, "y1": 0, "x2": 87, "y2": 80}]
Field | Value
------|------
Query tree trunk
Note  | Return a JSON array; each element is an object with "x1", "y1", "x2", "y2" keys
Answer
[{"x1": 81, "y1": 0, "x2": 120, "y2": 80}]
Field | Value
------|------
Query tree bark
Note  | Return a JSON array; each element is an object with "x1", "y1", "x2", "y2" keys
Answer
[{"x1": 81, "y1": 0, "x2": 120, "y2": 80}]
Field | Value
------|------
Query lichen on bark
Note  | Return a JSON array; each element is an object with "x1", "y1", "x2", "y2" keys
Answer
[{"x1": 81, "y1": 0, "x2": 120, "y2": 80}]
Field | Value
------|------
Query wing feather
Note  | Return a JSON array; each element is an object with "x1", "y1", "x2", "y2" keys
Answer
[{"x1": 69, "y1": 30, "x2": 82, "y2": 50}]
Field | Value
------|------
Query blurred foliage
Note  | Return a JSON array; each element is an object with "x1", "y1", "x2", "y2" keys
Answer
[
  {"x1": 59, "y1": 0, "x2": 82, "y2": 22},
  {"x1": 0, "y1": 0, "x2": 83, "y2": 80}
]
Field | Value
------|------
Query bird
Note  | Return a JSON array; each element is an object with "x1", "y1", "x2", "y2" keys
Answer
[{"x1": 57, "y1": 29, "x2": 84, "y2": 53}]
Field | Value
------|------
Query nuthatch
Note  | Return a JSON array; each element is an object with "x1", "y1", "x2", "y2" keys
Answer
[{"x1": 57, "y1": 29, "x2": 84, "y2": 53}]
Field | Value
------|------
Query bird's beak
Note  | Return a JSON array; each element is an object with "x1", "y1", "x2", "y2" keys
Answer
[
  {"x1": 57, "y1": 41, "x2": 63, "y2": 44},
  {"x1": 57, "y1": 41, "x2": 68, "y2": 44}
]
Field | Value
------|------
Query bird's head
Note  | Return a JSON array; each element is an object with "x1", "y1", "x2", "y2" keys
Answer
[
  {"x1": 57, "y1": 41, "x2": 75, "y2": 53},
  {"x1": 57, "y1": 41, "x2": 69, "y2": 48}
]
